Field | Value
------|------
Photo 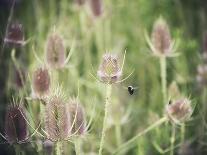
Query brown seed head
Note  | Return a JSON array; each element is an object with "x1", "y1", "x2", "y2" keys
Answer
[{"x1": 90, "y1": 0, "x2": 103, "y2": 17}]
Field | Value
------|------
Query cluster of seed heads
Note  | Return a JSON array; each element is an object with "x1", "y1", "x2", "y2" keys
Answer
[
  {"x1": 97, "y1": 53, "x2": 122, "y2": 84},
  {"x1": 165, "y1": 98, "x2": 192, "y2": 124},
  {"x1": 4, "y1": 105, "x2": 27, "y2": 144}
]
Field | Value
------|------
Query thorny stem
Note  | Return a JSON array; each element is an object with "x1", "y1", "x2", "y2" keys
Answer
[
  {"x1": 160, "y1": 56, "x2": 167, "y2": 104},
  {"x1": 75, "y1": 138, "x2": 82, "y2": 155},
  {"x1": 56, "y1": 141, "x2": 63, "y2": 155},
  {"x1": 170, "y1": 124, "x2": 176, "y2": 155},
  {"x1": 113, "y1": 117, "x2": 168, "y2": 155},
  {"x1": 99, "y1": 84, "x2": 112, "y2": 155}
]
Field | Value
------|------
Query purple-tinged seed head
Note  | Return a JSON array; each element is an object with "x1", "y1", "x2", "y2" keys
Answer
[
  {"x1": 151, "y1": 17, "x2": 172, "y2": 57},
  {"x1": 165, "y1": 98, "x2": 192, "y2": 124},
  {"x1": 89, "y1": 0, "x2": 103, "y2": 17},
  {"x1": 45, "y1": 95, "x2": 71, "y2": 141},
  {"x1": 68, "y1": 98, "x2": 86, "y2": 135},
  {"x1": 46, "y1": 33, "x2": 66, "y2": 69},
  {"x1": 97, "y1": 53, "x2": 122, "y2": 84},
  {"x1": 4, "y1": 105, "x2": 27, "y2": 144},
  {"x1": 4, "y1": 21, "x2": 25, "y2": 48},
  {"x1": 32, "y1": 67, "x2": 50, "y2": 99}
]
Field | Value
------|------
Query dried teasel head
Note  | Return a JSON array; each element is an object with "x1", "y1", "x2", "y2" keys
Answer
[
  {"x1": 32, "y1": 67, "x2": 50, "y2": 99},
  {"x1": 89, "y1": 0, "x2": 103, "y2": 17},
  {"x1": 45, "y1": 33, "x2": 66, "y2": 69},
  {"x1": 75, "y1": 0, "x2": 85, "y2": 6},
  {"x1": 45, "y1": 93, "x2": 71, "y2": 141},
  {"x1": 4, "y1": 21, "x2": 25, "y2": 48},
  {"x1": 68, "y1": 98, "x2": 86, "y2": 135},
  {"x1": 196, "y1": 64, "x2": 207, "y2": 87},
  {"x1": 151, "y1": 17, "x2": 173, "y2": 57},
  {"x1": 97, "y1": 53, "x2": 122, "y2": 84},
  {"x1": 4, "y1": 104, "x2": 27, "y2": 144},
  {"x1": 165, "y1": 98, "x2": 193, "y2": 124}
]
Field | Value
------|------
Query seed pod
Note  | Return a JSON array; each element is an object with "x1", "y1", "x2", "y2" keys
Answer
[
  {"x1": 196, "y1": 64, "x2": 207, "y2": 87},
  {"x1": 45, "y1": 33, "x2": 66, "y2": 69},
  {"x1": 4, "y1": 105, "x2": 27, "y2": 144},
  {"x1": 165, "y1": 98, "x2": 192, "y2": 124},
  {"x1": 89, "y1": 0, "x2": 103, "y2": 17},
  {"x1": 32, "y1": 67, "x2": 50, "y2": 98},
  {"x1": 4, "y1": 21, "x2": 25, "y2": 48},
  {"x1": 97, "y1": 53, "x2": 122, "y2": 84},
  {"x1": 45, "y1": 95, "x2": 71, "y2": 141},
  {"x1": 151, "y1": 17, "x2": 172, "y2": 56},
  {"x1": 68, "y1": 99, "x2": 86, "y2": 135}
]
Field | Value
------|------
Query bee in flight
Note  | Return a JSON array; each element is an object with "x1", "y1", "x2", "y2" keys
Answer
[{"x1": 127, "y1": 86, "x2": 138, "y2": 95}]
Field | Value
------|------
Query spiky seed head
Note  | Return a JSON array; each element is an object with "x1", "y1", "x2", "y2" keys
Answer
[
  {"x1": 196, "y1": 64, "x2": 207, "y2": 87},
  {"x1": 151, "y1": 17, "x2": 172, "y2": 56},
  {"x1": 43, "y1": 140, "x2": 54, "y2": 155},
  {"x1": 97, "y1": 53, "x2": 122, "y2": 84},
  {"x1": 32, "y1": 67, "x2": 50, "y2": 99},
  {"x1": 4, "y1": 21, "x2": 25, "y2": 47},
  {"x1": 45, "y1": 95, "x2": 71, "y2": 141},
  {"x1": 4, "y1": 105, "x2": 27, "y2": 144},
  {"x1": 75, "y1": 0, "x2": 85, "y2": 5},
  {"x1": 89, "y1": 0, "x2": 103, "y2": 17},
  {"x1": 46, "y1": 33, "x2": 66, "y2": 69},
  {"x1": 68, "y1": 98, "x2": 86, "y2": 135},
  {"x1": 165, "y1": 98, "x2": 192, "y2": 124}
]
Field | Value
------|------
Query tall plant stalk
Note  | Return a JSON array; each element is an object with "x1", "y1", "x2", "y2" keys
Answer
[
  {"x1": 170, "y1": 124, "x2": 176, "y2": 155},
  {"x1": 99, "y1": 84, "x2": 112, "y2": 155},
  {"x1": 56, "y1": 141, "x2": 62, "y2": 155},
  {"x1": 160, "y1": 56, "x2": 167, "y2": 104},
  {"x1": 75, "y1": 139, "x2": 81, "y2": 155}
]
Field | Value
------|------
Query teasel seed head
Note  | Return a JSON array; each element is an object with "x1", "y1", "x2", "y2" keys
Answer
[
  {"x1": 45, "y1": 33, "x2": 66, "y2": 69},
  {"x1": 97, "y1": 53, "x2": 122, "y2": 84},
  {"x1": 4, "y1": 21, "x2": 25, "y2": 48},
  {"x1": 89, "y1": 0, "x2": 103, "y2": 17},
  {"x1": 4, "y1": 105, "x2": 27, "y2": 144},
  {"x1": 196, "y1": 64, "x2": 207, "y2": 87},
  {"x1": 151, "y1": 17, "x2": 172, "y2": 57},
  {"x1": 45, "y1": 94, "x2": 71, "y2": 141},
  {"x1": 32, "y1": 67, "x2": 50, "y2": 99},
  {"x1": 68, "y1": 98, "x2": 86, "y2": 135},
  {"x1": 165, "y1": 98, "x2": 192, "y2": 124}
]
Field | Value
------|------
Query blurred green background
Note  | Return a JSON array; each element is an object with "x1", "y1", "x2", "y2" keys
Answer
[{"x1": 0, "y1": 0, "x2": 207, "y2": 154}]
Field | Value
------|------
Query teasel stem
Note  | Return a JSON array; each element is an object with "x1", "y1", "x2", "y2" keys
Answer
[
  {"x1": 75, "y1": 138, "x2": 81, "y2": 155},
  {"x1": 181, "y1": 123, "x2": 185, "y2": 143},
  {"x1": 115, "y1": 121, "x2": 122, "y2": 147},
  {"x1": 113, "y1": 117, "x2": 168, "y2": 155},
  {"x1": 15, "y1": 145, "x2": 22, "y2": 155},
  {"x1": 56, "y1": 141, "x2": 63, "y2": 155},
  {"x1": 160, "y1": 56, "x2": 167, "y2": 104},
  {"x1": 99, "y1": 84, "x2": 112, "y2": 155},
  {"x1": 170, "y1": 124, "x2": 176, "y2": 155}
]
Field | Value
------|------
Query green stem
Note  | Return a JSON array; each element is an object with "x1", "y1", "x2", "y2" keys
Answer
[
  {"x1": 115, "y1": 122, "x2": 122, "y2": 147},
  {"x1": 56, "y1": 141, "x2": 63, "y2": 155},
  {"x1": 113, "y1": 117, "x2": 168, "y2": 155},
  {"x1": 181, "y1": 123, "x2": 185, "y2": 143},
  {"x1": 99, "y1": 84, "x2": 112, "y2": 155},
  {"x1": 15, "y1": 145, "x2": 21, "y2": 155},
  {"x1": 170, "y1": 124, "x2": 176, "y2": 155},
  {"x1": 160, "y1": 56, "x2": 167, "y2": 104},
  {"x1": 75, "y1": 139, "x2": 81, "y2": 155}
]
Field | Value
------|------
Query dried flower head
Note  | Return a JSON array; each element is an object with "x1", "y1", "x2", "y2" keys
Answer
[
  {"x1": 89, "y1": 0, "x2": 103, "y2": 17},
  {"x1": 151, "y1": 17, "x2": 172, "y2": 56},
  {"x1": 45, "y1": 94, "x2": 71, "y2": 141},
  {"x1": 196, "y1": 64, "x2": 207, "y2": 87},
  {"x1": 46, "y1": 33, "x2": 66, "y2": 69},
  {"x1": 4, "y1": 21, "x2": 25, "y2": 47},
  {"x1": 165, "y1": 98, "x2": 192, "y2": 124},
  {"x1": 4, "y1": 105, "x2": 27, "y2": 144},
  {"x1": 32, "y1": 67, "x2": 50, "y2": 99},
  {"x1": 75, "y1": 0, "x2": 85, "y2": 5},
  {"x1": 97, "y1": 53, "x2": 122, "y2": 84},
  {"x1": 68, "y1": 98, "x2": 86, "y2": 135}
]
